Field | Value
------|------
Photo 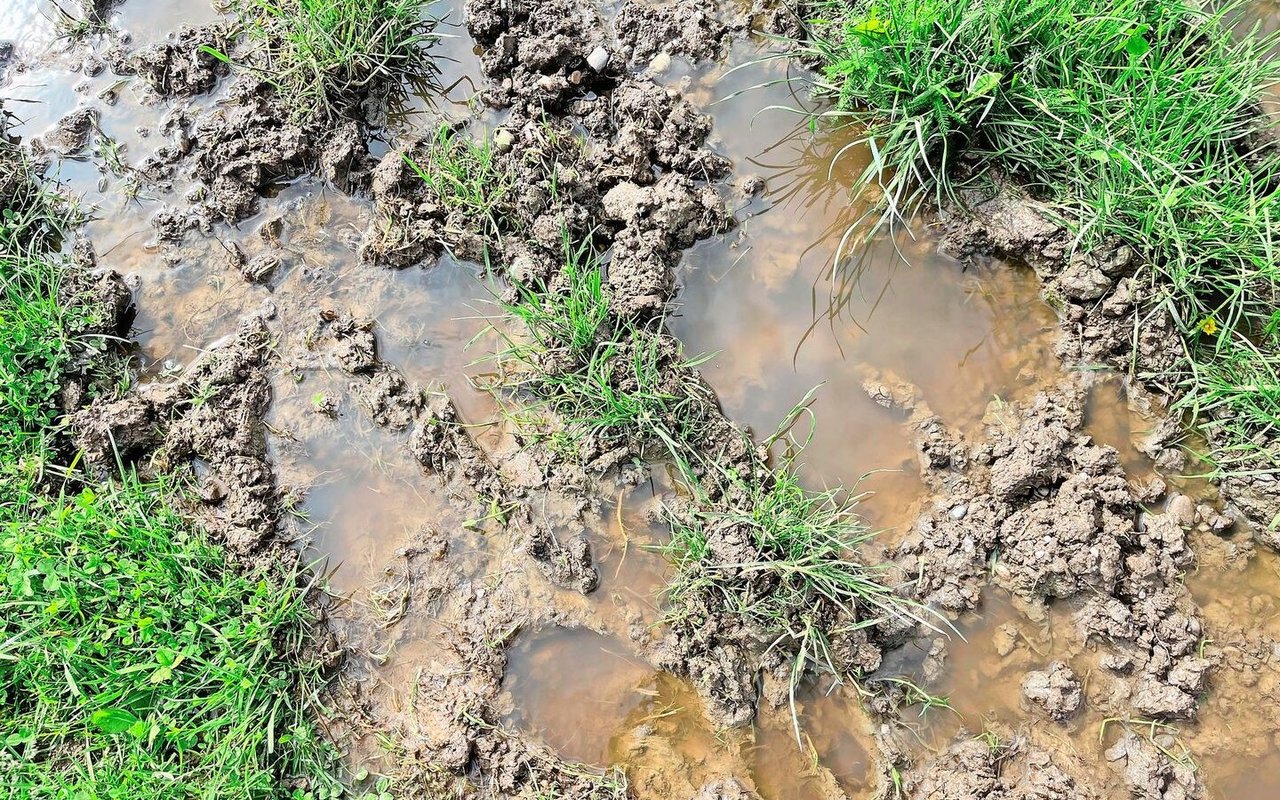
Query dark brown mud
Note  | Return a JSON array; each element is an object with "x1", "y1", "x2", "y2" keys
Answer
[{"x1": 8, "y1": 0, "x2": 1280, "y2": 798}]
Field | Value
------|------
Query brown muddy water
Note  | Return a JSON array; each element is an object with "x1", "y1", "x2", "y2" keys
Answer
[{"x1": 6, "y1": 1, "x2": 1280, "y2": 797}]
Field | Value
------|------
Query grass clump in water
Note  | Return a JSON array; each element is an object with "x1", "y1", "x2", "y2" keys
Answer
[
  {"x1": 401, "y1": 125, "x2": 515, "y2": 244},
  {"x1": 659, "y1": 435, "x2": 937, "y2": 738},
  {"x1": 661, "y1": 458, "x2": 914, "y2": 667},
  {"x1": 237, "y1": 0, "x2": 438, "y2": 118},
  {"x1": 804, "y1": 0, "x2": 1280, "y2": 481},
  {"x1": 484, "y1": 234, "x2": 718, "y2": 458}
]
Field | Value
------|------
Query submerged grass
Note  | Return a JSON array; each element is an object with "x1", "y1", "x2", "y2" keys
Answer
[
  {"x1": 237, "y1": 0, "x2": 438, "y2": 118},
  {"x1": 803, "y1": 0, "x2": 1280, "y2": 483}
]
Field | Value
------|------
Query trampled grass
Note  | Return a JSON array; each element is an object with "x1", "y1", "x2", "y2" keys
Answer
[
  {"x1": 237, "y1": 0, "x2": 438, "y2": 118},
  {"x1": 803, "y1": 0, "x2": 1280, "y2": 481}
]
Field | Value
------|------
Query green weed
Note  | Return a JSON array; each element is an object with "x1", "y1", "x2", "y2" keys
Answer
[
  {"x1": 803, "y1": 0, "x2": 1280, "y2": 479},
  {"x1": 237, "y1": 0, "x2": 438, "y2": 118}
]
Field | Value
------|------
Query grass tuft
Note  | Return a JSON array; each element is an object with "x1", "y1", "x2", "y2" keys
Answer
[
  {"x1": 481, "y1": 232, "x2": 718, "y2": 459},
  {"x1": 237, "y1": 0, "x2": 438, "y2": 119},
  {"x1": 660, "y1": 455, "x2": 916, "y2": 661},
  {"x1": 401, "y1": 125, "x2": 514, "y2": 244}
]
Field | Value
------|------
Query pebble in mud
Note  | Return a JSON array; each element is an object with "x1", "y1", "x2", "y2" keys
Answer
[
  {"x1": 585, "y1": 45, "x2": 609, "y2": 72},
  {"x1": 1021, "y1": 661, "x2": 1083, "y2": 721},
  {"x1": 1166, "y1": 494, "x2": 1197, "y2": 528}
]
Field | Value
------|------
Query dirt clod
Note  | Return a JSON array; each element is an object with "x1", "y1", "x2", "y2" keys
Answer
[{"x1": 1021, "y1": 661, "x2": 1083, "y2": 721}]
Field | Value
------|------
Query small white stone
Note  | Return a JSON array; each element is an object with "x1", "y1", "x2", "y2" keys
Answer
[
  {"x1": 492, "y1": 128, "x2": 514, "y2": 152},
  {"x1": 586, "y1": 45, "x2": 610, "y2": 72},
  {"x1": 648, "y1": 51, "x2": 671, "y2": 74},
  {"x1": 949, "y1": 504, "x2": 968, "y2": 520}
]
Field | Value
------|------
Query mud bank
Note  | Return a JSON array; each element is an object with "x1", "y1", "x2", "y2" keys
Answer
[{"x1": 940, "y1": 175, "x2": 1280, "y2": 546}]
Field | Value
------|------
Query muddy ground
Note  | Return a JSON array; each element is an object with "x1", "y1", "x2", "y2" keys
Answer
[{"x1": 6, "y1": 0, "x2": 1280, "y2": 797}]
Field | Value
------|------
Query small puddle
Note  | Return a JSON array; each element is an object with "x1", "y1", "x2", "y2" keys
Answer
[
  {"x1": 611, "y1": 673, "x2": 876, "y2": 800},
  {"x1": 503, "y1": 627, "x2": 656, "y2": 765}
]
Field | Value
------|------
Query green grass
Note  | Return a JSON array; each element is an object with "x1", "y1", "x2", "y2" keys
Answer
[
  {"x1": 401, "y1": 126, "x2": 514, "y2": 244},
  {"x1": 237, "y1": 0, "x2": 438, "y2": 118},
  {"x1": 0, "y1": 122, "x2": 345, "y2": 798},
  {"x1": 803, "y1": 0, "x2": 1280, "y2": 484},
  {"x1": 0, "y1": 469, "x2": 338, "y2": 800},
  {"x1": 0, "y1": 141, "x2": 97, "y2": 461}
]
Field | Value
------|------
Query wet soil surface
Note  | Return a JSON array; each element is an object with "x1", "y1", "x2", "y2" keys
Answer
[{"x1": 7, "y1": 0, "x2": 1280, "y2": 798}]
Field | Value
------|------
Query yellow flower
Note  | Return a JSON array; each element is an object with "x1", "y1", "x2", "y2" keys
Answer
[{"x1": 1198, "y1": 317, "x2": 1218, "y2": 335}]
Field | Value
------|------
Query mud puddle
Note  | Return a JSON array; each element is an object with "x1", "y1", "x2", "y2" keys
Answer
[{"x1": 670, "y1": 48, "x2": 1061, "y2": 539}]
